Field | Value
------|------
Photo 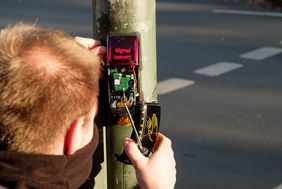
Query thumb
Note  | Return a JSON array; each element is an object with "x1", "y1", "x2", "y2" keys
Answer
[{"x1": 123, "y1": 138, "x2": 147, "y2": 167}]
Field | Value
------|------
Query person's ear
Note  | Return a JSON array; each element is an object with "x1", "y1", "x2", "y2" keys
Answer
[{"x1": 64, "y1": 116, "x2": 93, "y2": 155}]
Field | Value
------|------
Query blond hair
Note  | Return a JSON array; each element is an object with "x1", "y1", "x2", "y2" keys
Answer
[{"x1": 0, "y1": 23, "x2": 101, "y2": 153}]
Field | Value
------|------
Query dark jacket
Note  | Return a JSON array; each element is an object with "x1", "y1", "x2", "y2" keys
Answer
[{"x1": 0, "y1": 135, "x2": 98, "y2": 189}]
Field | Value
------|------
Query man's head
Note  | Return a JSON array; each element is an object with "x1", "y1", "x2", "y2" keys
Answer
[{"x1": 0, "y1": 23, "x2": 101, "y2": 154}]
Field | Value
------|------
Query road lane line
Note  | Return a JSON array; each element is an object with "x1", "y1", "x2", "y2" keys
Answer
[
  {"x1": 240, "y1": 47, "x2": 282, "y2": 60},
  {"x1": 194, "y1": 62, "x2": 243, "y2": 77},
  {"x1": 158, "y1": 78, "x2": 195, "y2": 95},
  {"x1": 273, "y1": 184, "x2": 282, "y2": 189},
  {"x1": 212, "y1": 9, "x2": 282, "y2": 17}
]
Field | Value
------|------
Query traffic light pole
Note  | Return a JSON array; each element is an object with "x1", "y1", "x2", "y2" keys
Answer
[{"x1": 92, "y1": 1, "x2": 157, "y2": 188}]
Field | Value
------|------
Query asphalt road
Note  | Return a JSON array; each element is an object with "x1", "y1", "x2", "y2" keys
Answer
[
  {"x1": 157, "y1": 1, "x2": 282, "y2": 189},
  {"x1": 1, "y1": 0, "x2": 282, "y2": 189}
]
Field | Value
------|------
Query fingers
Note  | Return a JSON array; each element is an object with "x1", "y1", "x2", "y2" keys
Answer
[
  {"x1": 152, "y1": 133, "x2": 164, "y2": 152},
  {"x1": 152, "y1": 134, "x2": 177, "y2": 188},
  {"x1": 74, "y1": 36, "x2": 101, "y2": 48},
  {"x1": 91, "y1": 46, "x2": 107, "y2": 57},
  {"x1": 153, "y1": 133, "x2": 172, "y2": 152},
  {"x1": 74, "y1": 36, "x2": 106, "y2": 57},
  {"x1": 123, "y1": 133, "x2": 176, "y2": 189},
  {"x1": 151, "y1": 133, "x2": 176, "y2": 168},
  {"x1": 122, "y1": 138, "x2": 147, "y2": 167}
]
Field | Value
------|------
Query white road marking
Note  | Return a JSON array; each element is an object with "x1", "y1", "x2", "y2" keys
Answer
[
  {"x1": 158, "y1": 78, "x2": 195, "y2": 95},
  {"x1": 273, "y1": 184, "x2": 282, "y2": 189},
  {"x1": 157, "y1": 2, "x2": 218, "y2": 12},
  {"x1": 240, "y1": 47, "x2": 282, "y2": 60},
  {"x1": 194, "y1": 62, "x2": 243, "y2": 77},
  {"x1": 212, "y1": 9, "x2": 282, "y2": 17}
]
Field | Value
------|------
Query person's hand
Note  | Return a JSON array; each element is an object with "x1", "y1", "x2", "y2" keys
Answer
[
  {"x1": 74, "y1": 36, "x2": 106, "y2": 57},
  {"x1": 123, "y1": 133, "x2": 176, "y2": 189}
]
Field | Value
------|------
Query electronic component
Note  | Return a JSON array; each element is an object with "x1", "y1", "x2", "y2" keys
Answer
[
  {"x1": 107, "y1": 33, "x2": 160, "y2": 163},
  {"x1": 107, "y1": 33, "x2": 140, "y2": 125}
]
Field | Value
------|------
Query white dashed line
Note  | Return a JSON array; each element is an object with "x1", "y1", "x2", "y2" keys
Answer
[
  {"x1": 273, "y1": 184, "x2": 282, "y2": 189},
  {"x1": 240, "y1": 47, "x2": 282, "y2": 60},
  {"x1": 212, "y1": 9, "x2": 282, "y2": 17},
  {"x1": 158, "y1": 78, "x2": 195, "y2": 95},
  {"x1": 194, "y1": 62, "x2": 243, "y2": 77}
]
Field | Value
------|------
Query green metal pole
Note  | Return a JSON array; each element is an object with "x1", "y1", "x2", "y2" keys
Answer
[{"x1": 92, "y1": 1, "x2": 157, "y2": 188}]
